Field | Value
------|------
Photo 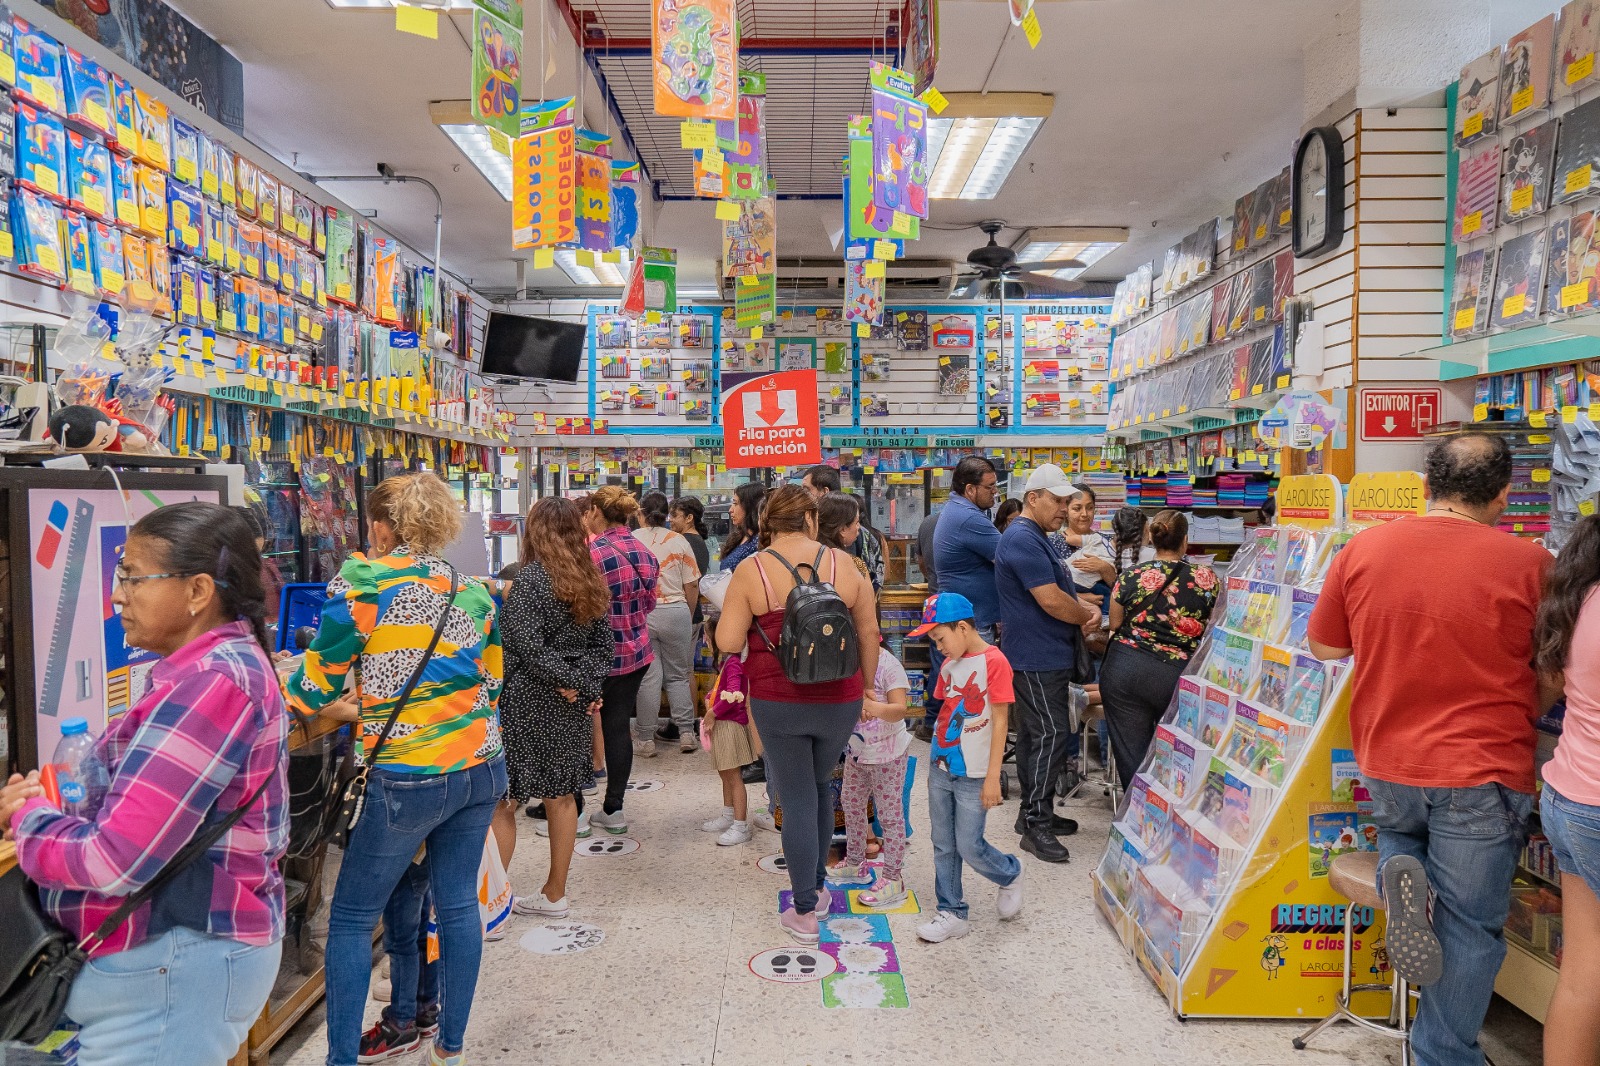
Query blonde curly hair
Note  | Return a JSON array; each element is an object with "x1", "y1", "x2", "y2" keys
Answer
[{"x1": 366, "y1": 473, "x2": 463, "y2": 554}]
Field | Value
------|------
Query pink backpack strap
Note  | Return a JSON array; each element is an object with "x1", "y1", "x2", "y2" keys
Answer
[{"x1": 754, "y1": 551, "x2": 778, "y2": 613}]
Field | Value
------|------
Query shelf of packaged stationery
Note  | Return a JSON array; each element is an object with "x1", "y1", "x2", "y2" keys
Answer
[{"x1": 1107, "y1": 408, "x2": 1269, "y2": 443}]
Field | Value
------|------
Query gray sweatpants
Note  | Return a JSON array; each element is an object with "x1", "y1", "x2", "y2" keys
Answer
[{"x1": 634, "y1": 602, "x2": 696, "y2": 740}]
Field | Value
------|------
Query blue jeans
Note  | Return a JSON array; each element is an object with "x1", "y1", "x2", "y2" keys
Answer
[
  {"x1": 324, "y1": 757, "x2": 507, "y2": 1066},
  {"x1": 921, "y1": 625, "x2": 993, "y2": 731},
  {"x1": 1365, "y1": 776, "x2": 1532, "y2": 1066},
  {"x1": 383, "y1": 858, "x2": 440, "y2": 1027},
  {"x1": 927, "y1": 761, "x2": 1020, "y2": 920},
  {"x1": 1542, "y1": 783, "x2": 1600, "y2": 889},
  {"x1": 66, "y1": 927, "x2": 280, "y2": 1066}
]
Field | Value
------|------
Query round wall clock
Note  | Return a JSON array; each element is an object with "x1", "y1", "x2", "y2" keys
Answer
[{"x1": 1292, "y1": 126, "x2": 1346, "y2": 259}]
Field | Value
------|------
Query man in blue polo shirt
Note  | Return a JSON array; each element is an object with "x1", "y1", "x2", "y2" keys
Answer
[
  {"x1": 996, "y1": 463, "x2": 1100, "y2": 864},
  {"x1": 923, "y1": 456, "x2": 1001, "y2": 741}
]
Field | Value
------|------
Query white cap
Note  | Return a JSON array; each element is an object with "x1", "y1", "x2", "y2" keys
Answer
[{"x1": 1024, "y1": 463, "x2": 1078, "y2": 497}]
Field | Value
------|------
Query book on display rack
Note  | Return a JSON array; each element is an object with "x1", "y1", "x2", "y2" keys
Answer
[{"x1": 1093, "y1": 514, "x2": 1369, "y2": 1013}]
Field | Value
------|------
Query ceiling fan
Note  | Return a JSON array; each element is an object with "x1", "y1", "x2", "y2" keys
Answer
[{"x1": 950, "y1": 220, "x2": 1087, "y2": 299}]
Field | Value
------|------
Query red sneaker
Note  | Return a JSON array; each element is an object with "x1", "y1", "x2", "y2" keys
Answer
[{"x1": 358, "y1": 1014, "x2": 422, "y2": 1062}]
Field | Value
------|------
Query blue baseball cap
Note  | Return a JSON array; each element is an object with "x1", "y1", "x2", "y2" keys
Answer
[{"x1": 908, "y1": 591, "x2": 975, "y2": 637}]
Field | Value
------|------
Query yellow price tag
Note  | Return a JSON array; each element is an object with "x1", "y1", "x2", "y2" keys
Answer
[
  {"x1": 1472, "y1": 402, "x2": 1488, "y2": 422},
  {"x1": 714, "y1": 200, "x2": 741, "y2": 222},
  {"x1": 921, "y1": 86, "x2": 949, "y2": 114},
  {"x1": 30, "y1": 79, "x2": 58, "y2": 111},
  {"x1": 701, "y1": 145, "x2": 724, "y2": 173},
  {"x1": 1531, "y1": 410, "x2": 1549, "y2": 427},
  {"x1": 1510, "y1": 85, "x2": 1534, "y2": 115},
  {"x1": 872, "y1": 240, "x2": 897, "y2": 261},
  {"x1": 82, "y1": 187, "x2": 106, "y2": 217},
  {"x1": 1566, "y1": 405, "x2": 1581, "y2": 423},
  {"x1": 1533, "y1": 467, "x2": 1553, "y2": 482},
  {"x1": 890, "y1": 211, "x2": 914, "y2": 236},
  {"x1": 1572, "y1": 53, "x2": 1597, "y2": 85},
  {"x1": 863, "y1": 260, "x2": 886, "y2": 278},
  {"x1": 1502, "y1": 293, "x2": 1526, "y2": 319},
  {"x1": 740, "y1": 274, "x2": 759, "y2": 287},
  {"x1": 213, "y1": 366, "x2": 227, "y2": 383},
  {"x1": 1585, "y1": 499, "x2": 1598, "y2": 516},
  {"x1": 33, "y1": 166, "x2": 58, "y2": 196},
  {"x1": 533, "y1": 247, "x2": 555, "y2": 269},
  {"x1": 1453, "y1": 307, "x2": 1476, "y2": 332},
  {"x1": 1253, "y1": 306, "x2": 1266, "y2": 321},
  {"x1": 750, "y1": 326, "x2": 763, "y2": 340},
  {"x1": 487, "y1": 128, "x2": 512, "y2": 156},
  {"x1": 1563, "y1": 280, "x2": 1591, "y2": 308},
  {"x1": 1460, "y1": 210, "x2": 1482, "y2": 235},
  {"x1": 1568, "y1": 164, "x2": 1594, "y2": 196},
  {"x1": 1462, "y1": 112, "x2": 1485, "y2": 139},
  {"x1": 856, "y1": 323, "x2": 870, "y2": 337},
  {"x1": 1021, "y1": 7, "x2": 1042, "y2": 47},
  {"x1": 1509, "y1": 185, "x2": 1534, "y2": 215},
  {"x1": 680, "y1": 121, "x2": 717, "y2": 150}
]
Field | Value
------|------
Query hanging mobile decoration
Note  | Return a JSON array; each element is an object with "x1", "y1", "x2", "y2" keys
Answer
[
  {"x1": 472, "y1": 4, "x2": 523, "y2": 138},
  {"x1": 869, "y1": 64, "x2": 929, "y2": 221},
  {"x1": 651, "y1": 0, "x2": 739, "y2": 119},
  {"x1": 512, "y1": 97, "x2": 577, "y2": 250},
  {"x1": 575, "y1": 129, "x2": 613, "y2": 253}
]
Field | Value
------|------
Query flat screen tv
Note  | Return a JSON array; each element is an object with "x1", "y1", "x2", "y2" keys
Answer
[{"x1": 480, "y1": 312, "x2": 585, "y2": 382}]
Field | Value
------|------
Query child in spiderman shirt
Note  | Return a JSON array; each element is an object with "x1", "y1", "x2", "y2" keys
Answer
[{"x1": 909, "y1": 592, "x2": 1025, "y2": 943}]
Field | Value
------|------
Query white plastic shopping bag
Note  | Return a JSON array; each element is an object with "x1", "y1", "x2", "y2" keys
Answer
[{"x1": 477, "y1": 830, "x2": 513, "y2": 940}]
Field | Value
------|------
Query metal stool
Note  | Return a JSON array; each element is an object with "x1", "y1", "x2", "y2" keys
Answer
[{"x1": 1293, "y1": 852, "x2": 1413, "y2": 1063}]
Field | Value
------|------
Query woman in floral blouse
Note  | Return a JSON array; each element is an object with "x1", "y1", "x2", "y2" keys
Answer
[{"x1": 1098, "y1": 509, "x2": 1219, "y2": 788}]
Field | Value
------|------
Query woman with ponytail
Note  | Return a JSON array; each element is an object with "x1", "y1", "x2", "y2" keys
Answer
[
  {"x1": 1533, "y1": 515, "x2": 1600, "y2": 1066},
  {"x1": 2, "y1": 503, "x2": 289, "y2": 1066},
  {"x1": 283, "y1": 473, "x2": 506, "y2": 1066}
]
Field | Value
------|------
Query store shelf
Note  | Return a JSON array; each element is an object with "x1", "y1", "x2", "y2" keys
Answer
[
  {"x1": 1496, "y1": 938, "x2": 1558, "y2": 1023},
  {"x1": 1416, "y1": 311, "x2": 1600, "y2": 381}
]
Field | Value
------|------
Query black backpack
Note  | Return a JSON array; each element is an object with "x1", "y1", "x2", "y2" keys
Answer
[{"x1": 756, "y1": 548, "x2": 860, "y2": 685}]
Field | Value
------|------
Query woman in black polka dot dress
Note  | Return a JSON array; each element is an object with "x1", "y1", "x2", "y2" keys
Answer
[{"x1": 491, "y1": 497, "x2": 614, "y2": 919}]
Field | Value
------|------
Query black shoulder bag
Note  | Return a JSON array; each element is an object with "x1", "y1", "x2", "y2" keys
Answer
[
  {"x1": 0, "y1": 770, "x2": 274, "y2": 1044},
  {"x1": 326, "y1": 564, "x2": 458, "y2": 849}
]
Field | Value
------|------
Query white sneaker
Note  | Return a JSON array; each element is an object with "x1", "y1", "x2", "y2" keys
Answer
[
  {"x1": 681, "y1": 733, "x2": 698, "y2": 753},
  {"x1": 589, "y1": 807, "x2": 629, "y2": 834},
  {"x1": 825, "y1": 861, "x2": 873, "y2": 885},
  {"x1": 751, "y1": 809, "x2": 778, "y2": 833},
  {"x1": 997, "y1": 862, "x2": 1025, "y2": 921},
  {"x1": 633, "y1": 740, "x2": 658, "y2": 758},
  {"x1": 512, "y1": 891, "x2": 570, "y2": 918},
  {"x1": 917, "y1": 910, "x2": 971, "y2": 943},
  {"x1": 534, "y1": 811, "x2": 592, "y2": 839},
  {"x1": 859, "y1": 878, "x2": 908, "y2": 908},
  {"x1": 702, "y1": 808, "x2": 735, "y2": 833},
  {"x1": 717, "y1": 821, "x2": 752, "y2": 846}
]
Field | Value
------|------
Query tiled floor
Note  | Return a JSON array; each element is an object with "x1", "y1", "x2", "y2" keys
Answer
[{"x1": 276, "y1": 741, "x2": 1545, "y2": 1065}]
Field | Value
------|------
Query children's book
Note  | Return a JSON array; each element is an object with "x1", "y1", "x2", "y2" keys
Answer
[
  {"x1": 1174, "y1": 677, "x2": 1204, "y2": 737},
  {"x1": 1200, "y1": 684, "x2": 1233, "y2": 749},
  {"x1": 1288, "y1": 588, "x2": 1318, "y2": 648},
  {"x1": 1148, "y1": 726, "x2": 1178, "y2": 791},
  {"x1": 1284, "y1": 653, "x2": 1330, "y2": 725},
  {"x1": 1330, "y1": 748, "x2": 1375, "y2": 813},
  {"x1": 1309, "y1": 802, "x2": 1370, "y2": 878},
  {"x1": 1251, "y1": 710, "x2": 1292, "y2": 785},
  {"x1": 1502, "y1": 119, "x2": 1557, "y2": 222},
  {"x1": 1219, "y1": 576, "x2": 1252, "y2": 631},
  {"x1": 1457, "y1": 48, "x2": 1502, "y2": 147},
  {"x1": 1135, "y1": 868, "x2": 1184, "y2": 972},
  {"x1": 1206, "y1": 629, "x2": 1258, "y2": 694},
  {"x1": 1196, "y1": 757, "x2": 1229, "y2": 825},
  {"x1": 1240, "y1": 580, "x2": 1282, "y2": 640},
  {"x1": 1222, "y1": 699, "x2": 1261, "y2": 769},
  {"x1": 1220, "y1": 770, "x2": 1257, "y2": 846},
  {"x1": 1500, "y1": 14, "x2": 1555, "y2": 122},
  {"x1": 1122, "y1": 772, "x2": 1150, "y2": 835},
  {"x1": 1178, "y1": 810, "x2": 1223, "y2": 905},
  {"x1": 1253, "y1": 643, "x2": 1293, "y2": 712},
  {"x1": 1168, "y1": 730, "x2": 1200, "y2": 802}
]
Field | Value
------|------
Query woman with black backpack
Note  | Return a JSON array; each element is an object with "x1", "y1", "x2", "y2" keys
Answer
[{"x1": 715, "y1": 486, "x2": 880, "y2": 946}]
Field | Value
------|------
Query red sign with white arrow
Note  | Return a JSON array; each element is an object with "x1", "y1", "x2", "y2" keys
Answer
[
  {"x1": 721, "y1": 369, "x2": 822, "y2": 470},
  {"x1": 1358, "y1": 387, "x2": 1440, "y2": 442}
]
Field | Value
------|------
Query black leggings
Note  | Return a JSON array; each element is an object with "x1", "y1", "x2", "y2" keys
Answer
[
  {"x1": 598, "y1": 666, "x2": 648, "y2": 814},
  {"x1": 1099, "y1": 641, "x2": 1187, "y2": 790}
]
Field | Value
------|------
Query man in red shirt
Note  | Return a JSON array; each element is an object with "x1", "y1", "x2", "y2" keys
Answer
[{"x1": 1309, "y1": 433, "x2": 1552, "y2": 1066}]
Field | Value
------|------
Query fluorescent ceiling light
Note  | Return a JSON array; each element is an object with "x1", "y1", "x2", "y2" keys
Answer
[
  {"x1": 1015, "y1": 227, "x2": 1130, "y2": 279},
  {"x1": 556, "y1": 249, "x2": 631, "y2": 287},
  {"x1": 430, "y1": 102, "x2": 512, "y2": 201},
  {"x1": 926, "y1": 93, "x2": 1052, "y2": 201}
]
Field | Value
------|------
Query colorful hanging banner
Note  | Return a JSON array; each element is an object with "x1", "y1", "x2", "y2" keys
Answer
[
  {"x1": 869, "y1": 63, "x2": 929, "y2": 219},
  {"x1": 473, "y1": 0, "x2": 523, "y2": 29},
  {"x1": 643, "y1": 247, "x2": 678, "y2": 313},
  {"x1": 651, "y1": 0, "x2": 738, "y2": 120},
  {"x1": 575, "y1": 129, "x2": 613, "y2": 252},
  {"x1": 720, "y1": 71, "x2": 768, "y2": 201},
  {"x1": 735, "y1": 272, "x2": 776, "y2": 329},
  {"x1": 847, "y1": 115, "x2": 919, "y2": 243},
  {"x1": 845, "y1": 259, "x2": 885, "y2": 326},
  {"x1": 611, "y1": 160, "x2": 642, "y2": 250},
  {"x1": 723, "y1": 196, "x2": 776, "y2": 277},
  {"x1": 472, "y1": 6, "x2": 522, "y2": 139},
  {"x1": 512, "y1": 97, "x2": 577, "y2": 250}
]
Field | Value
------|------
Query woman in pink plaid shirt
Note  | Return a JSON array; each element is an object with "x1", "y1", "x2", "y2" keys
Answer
[{"x1": 1, "y1": 503, "x2": 289, "y2": 1066}]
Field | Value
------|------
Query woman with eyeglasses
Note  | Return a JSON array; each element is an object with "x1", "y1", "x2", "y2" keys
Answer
[
  {"x1": 0, "y1": 503, "x2": 289, "y2": 1066},
  {"x1": 285, "y1": 473, "x2": 506, "y2": 1066}
]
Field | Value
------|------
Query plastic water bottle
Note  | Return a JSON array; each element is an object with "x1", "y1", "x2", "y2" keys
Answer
[{"x1": 51, "y1": 717, "x2": 110, "y2": 820}]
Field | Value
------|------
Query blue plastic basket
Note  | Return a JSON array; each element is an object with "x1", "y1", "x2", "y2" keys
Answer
[{"x1": 275, "y1": 583, "x2": 330, "y2": 652}]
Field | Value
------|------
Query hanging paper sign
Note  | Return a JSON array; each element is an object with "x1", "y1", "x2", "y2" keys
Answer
[
  {"x1": 721, "y1": 369, "x2": 822, "y2": 469},
  {"x1": 719, "y1": 72, "x2": 768, "y2": 201},
  {"x1": 869, "y1": 64, "x2": 929, "y2": 220},
  {"x1": 734, "y1": 272, "x2": 776, "y2": 329},
  {"x1": 845, "y1": 259, "x2": 885, "y2": 327},
  {"x1": 651, "y1": 0, "x2": 738, "y2": 120},
  {"x1": 513, "y1": 98, "x2": 577, "y2": 249},
  {"x1": 611, "y1": 160, "x2": 642, "y2": 251},
  {"x1": 643, "y1": 246, "x2": 678, "y2": 313},
  {"x1": 575, "y1": 129, "x2": 613, "y2": 253},
  {"x1": 723, "y1": 196, "x2": 777, "y2": 277},
  {"x1": 472, "y1": 7, "x2": 522, "y2": 139},
  {"x1": 906, "y1": 0, "x2": 940, "y2": 94},
  {"x1": 1257, "y1": 391, "x2": 1343, "y2": 451}
]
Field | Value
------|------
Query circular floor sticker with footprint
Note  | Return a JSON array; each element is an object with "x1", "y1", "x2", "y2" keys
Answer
[
  {"x1": 574, "y1": 835, "x2": 640, "y2": 857},
  {"x1": 749, "y1": 946, "x2": 838, "y2": 984},
  {"x1": 520, "y1": 922, "x2": 606, "y2": 956},
  {"x1": 625, "y1": 779, "x2": 663, "y2": 793},
  {"x1": 757, "y1": 853, "x2": 788, "y2": 875}
]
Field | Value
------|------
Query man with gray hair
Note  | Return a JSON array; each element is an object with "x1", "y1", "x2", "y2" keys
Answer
[
  {"x1": 1308, "y1": 432, "x2": 1552, "y2": 1066},
  {"x1": 995, "y1": 464, "x2": 1100, "y2": 863}
]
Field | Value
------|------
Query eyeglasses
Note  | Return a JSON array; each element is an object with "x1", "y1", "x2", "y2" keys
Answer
[{"x1": 113, "y1": 566, "x2": 185, "y2": 588}]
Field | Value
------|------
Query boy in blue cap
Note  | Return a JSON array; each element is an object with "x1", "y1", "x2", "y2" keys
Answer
[{"x1": 908, "y1": 591, "x2": 1025, "y2": 942}]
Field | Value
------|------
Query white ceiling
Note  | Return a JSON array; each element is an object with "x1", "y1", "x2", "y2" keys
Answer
[{"x1": 166, "y1": 0, "x2": 1343, "y2": 297}]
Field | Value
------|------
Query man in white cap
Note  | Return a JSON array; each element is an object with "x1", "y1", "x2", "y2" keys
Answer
[{"x1": 994, "y1": 463, "x2": 1100, "y2": 863}]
